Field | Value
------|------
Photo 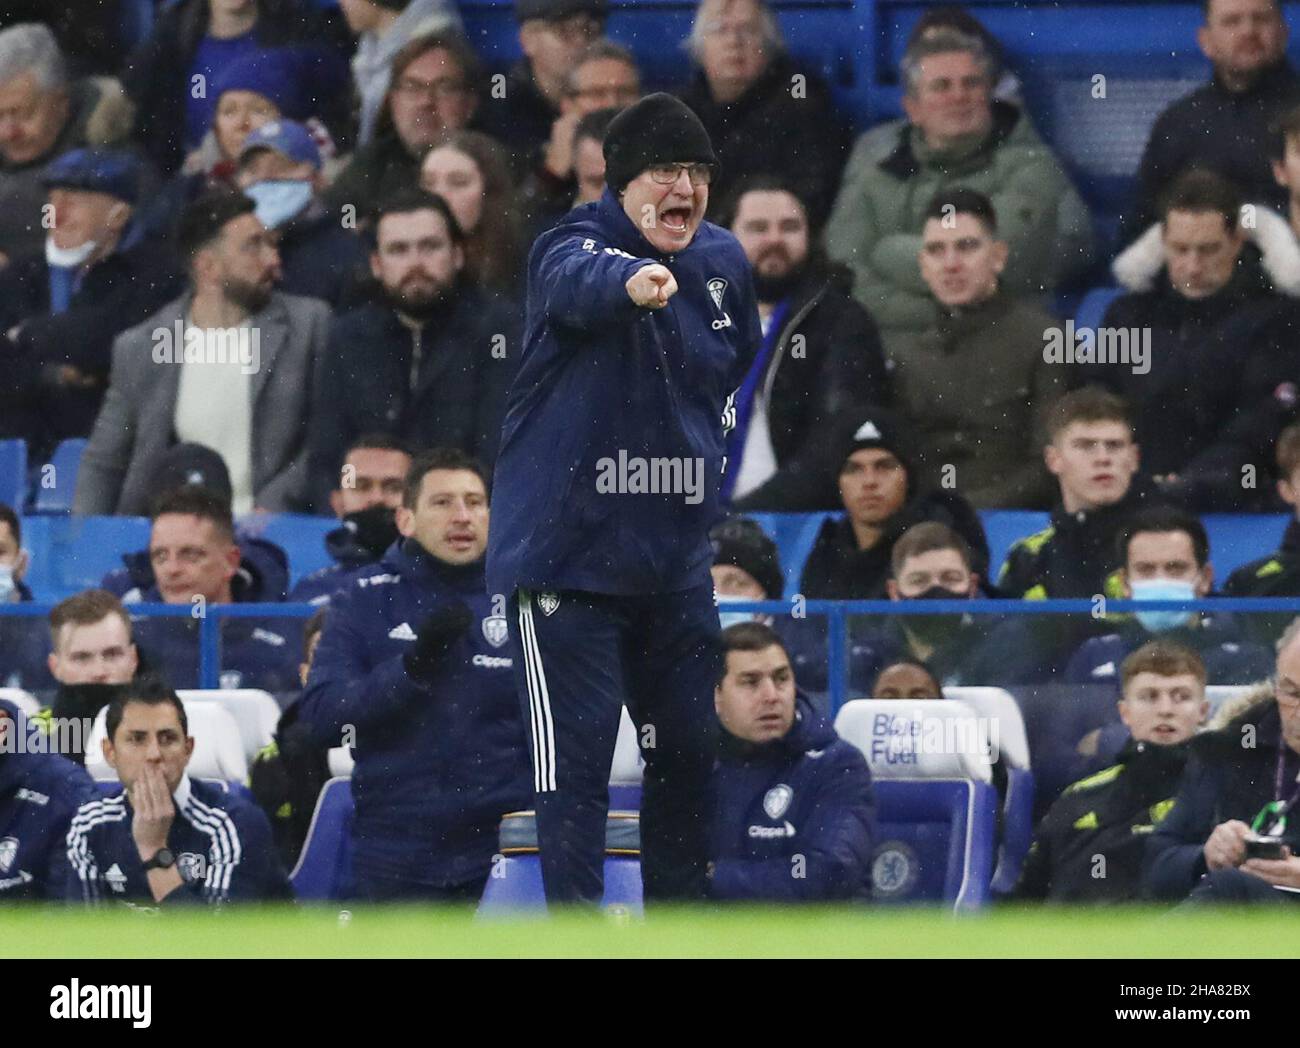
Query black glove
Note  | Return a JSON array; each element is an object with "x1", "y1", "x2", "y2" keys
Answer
[{"x1": 403, "y1": 602, "x2": 474, "y2": 681}]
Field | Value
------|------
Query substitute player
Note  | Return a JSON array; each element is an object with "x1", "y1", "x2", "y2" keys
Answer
[{"x1": 486, "y1": 93, "x2": 760, "y2": 905}]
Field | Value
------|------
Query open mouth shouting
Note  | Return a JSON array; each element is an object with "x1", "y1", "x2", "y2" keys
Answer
[{"x1": 659, "y1": 204, "x2": 694, "y2": 236}]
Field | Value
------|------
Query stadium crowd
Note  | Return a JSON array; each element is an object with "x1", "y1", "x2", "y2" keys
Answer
[{"x1": 5, "y1": 0, "x2": 1300, "y2": 909}]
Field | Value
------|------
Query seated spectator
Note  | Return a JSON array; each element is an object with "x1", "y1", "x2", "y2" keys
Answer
[
  {"x1": 825, "y1": 26, "x2": 1092, "y2": 344},
  {"x1": 720, "y1": 178, "x2": 892, "y2": 510},
  {"x1": 1145, "y1": 618, "x2": 1300, "y2": 904},
  {"x1": 1089, "y1": 171, "x2": 1287, "y2": 510},
  {"x1": 885, "y1": 189, "x2": 1064, "y2": 508},
  {"x1": 342, "y1": 0, "x2": 462, "y2": 148},
  {"x1": 235, "y1": 119, "x2": 367, "y2": 306},
  {"x1": 0, "y1": 503, "x2": 50, "y2": 692},
  {"x1": 0, "y1": 148, "x2": 183, "y2": 457},
  {"x1": 0, "y1": 698, "x2": 99, "y2": 899},
  {"x1": 1226, "y1": 421, "x2": 1300, "y2": 597},
  {"x1": 75, "y1": 190, "x2": 328, "y2": 515},
  {"x1": 66, "y1": 675, "x2": 292, "y2": 904},
  {"x1": 322, "y1": 31, "x2": 483, "y2": 222},
  {"x1": 1131, "y1": 0, "x2": 1300, "y2": 234},
  {"x1": 0, "y1": 23, "x2": 134, "y2": 264},
  {"x1": 250, "y1": 608, "x2": 332, "y2": 869},
  {"x1": 1017, "y1": 641, "x2": 1208, "y2": 903},
  {"x1": 799, "y1": 413, "x2": 989, "y2": 600},
  {"x1": 489, "y1": 0, "x2": 607, "y2": 173},
  {"x1": 517, "y1": 42, "x2": 640, "y2": 233},
  {"x1": 871, "y1": 658, "x2": 943, "y2": 700},
  {"x1": 122, "y1": 0, "x2": 351, "y2": 176},
  {"x1": 1065, "y1": 506, "x2": 1273, "y2": 687},
  {"x1": 99, "y1": 444, "x2": 290, "y2": 609},
  {"x1": 999, "y1": 388, "x2": 1153, "y2": 600},
  {"x1": 124, "y1": 487, "x2": 298, "y2": 692},
  {"x1": 709, "y1": 621, "x2": 875, "y2": 901},
  {"x1": 299, "y1": 448, "x2": 531, "y2": 901},
  {"x1": 678, "y1": 0, "x2": 848, "y2": 228},
  {"x1": 38, "y1": 589, "x2": 139, "y2": 764},
  {"x1": 419, "y1": 130, "x2": 526, "y2": 294},
  {"x1": 310, "y1": 190, "x2": 518, "y2": 505},
  {"x1": 290, "y1": 435, "x2": 412, "y2": 606}
]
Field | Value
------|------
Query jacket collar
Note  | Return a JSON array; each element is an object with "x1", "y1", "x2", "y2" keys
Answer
[
  {"x1": 719, "y1": 692, "x2": 837, "y2": 763},
  {"x1": 385, "y1": 537, "x2": 485, "y2": 591},
  {"x1": 879, "y1": 98, "x2": 1022, "y2": 181}
]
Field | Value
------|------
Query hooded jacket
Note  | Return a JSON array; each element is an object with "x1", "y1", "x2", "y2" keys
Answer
[
  {"x1": 297, "y1": 539, "x2": 530, "y2": 888},
  {"x1": 1016, "y1": 736, "x2": 1189, "y2": 903},
  {"x1": 103, "y1": 530, "x2": 290, "y2": 605},
  {"x1": 486, "y1": 187, "x2": 760, "y2": 597},
  {"x1": 0, "y1": 700, "x2": 100, "y2": 900},
  {"x1": 824, "y1": 99, "x2": 1093, "y2": 342},
  {"x1": 1144, "y1": 685, "x2": 1300, "y2": 901},
  {"x1": 288, "y1": 521, "x2": 387, "y2": 607},
  {"x1": 1225, "y1": 519, "x2": 1300, "y2": 597},
  {"x1": 709, "y1": 693, "x2": 875, "y2": 901}
]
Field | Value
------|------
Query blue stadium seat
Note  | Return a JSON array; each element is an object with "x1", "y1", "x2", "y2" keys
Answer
[
  {"x1": 835, "y1": 698, "x2": 999, "y2": 909},
  {"x1": 32, "y1": 440, "x2": 87, "y2": 515},
  {"x1": 291, "y1": 777, "x2": 355, "y2": 901},
  {"x1": 93, "y1": 778, "x2": 255, "y2": 804},
  {"x1": 1074, "y1": 286, "x2": 1125, "y2": 335},
  {"x1": 0, "y1": 440, "x2": 27, "y2": 513},
  {"x1": 238, "y1": 514, "x2": 337, "y2": 588},
  {"x1": 22, "y1": 516, "x2": 150, "y2": 602}
]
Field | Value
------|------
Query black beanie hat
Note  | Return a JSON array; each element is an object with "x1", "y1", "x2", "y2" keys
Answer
[
  {"x1": 603, "y1": 92, "x2": 718, "y2": 192},
  {"x1": 710, "y1": 517, "x2": 784, "y2": 600}
]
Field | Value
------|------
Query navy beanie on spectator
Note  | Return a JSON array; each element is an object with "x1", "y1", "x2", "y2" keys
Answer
[{"x1": 710, "y1": 518, "x2": 785, "y2": 600}]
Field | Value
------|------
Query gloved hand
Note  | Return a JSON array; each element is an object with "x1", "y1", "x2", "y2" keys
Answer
[{"x1": 403, "y1": 602, "x2": 474, "y2": 681}]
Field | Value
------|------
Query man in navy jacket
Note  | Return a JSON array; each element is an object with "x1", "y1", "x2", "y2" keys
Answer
[
  {"x1": 0, "y1": 699, "x2": 99, "y2": 900},
  {"x1": 486, "y1": 93, "x2": 760, "y2": 904},
  {"x1": 300, "y1": 448, "x2": 530, "y2": 901},
  {"x1": 65, "y1": 678, "x2": 290, "y2": 905},
  {"x1": 709, "y1": 622, "x2": 875, "y2": 901}
]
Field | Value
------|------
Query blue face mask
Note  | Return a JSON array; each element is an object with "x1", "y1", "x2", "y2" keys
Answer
[
  {"x1": 244, "y1": 179, "x2": 313, "y2": 229},
  {"x1": 717, "y1": 595, "x2": 761, "y2": 630},
  {"x1": 1130, "y1": 577, "x2": 1197, "y2": 633}
]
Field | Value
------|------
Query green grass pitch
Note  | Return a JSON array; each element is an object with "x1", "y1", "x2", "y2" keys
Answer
[{"x1": 5, "y1": 905, "x2": 1299, "y2": 958}]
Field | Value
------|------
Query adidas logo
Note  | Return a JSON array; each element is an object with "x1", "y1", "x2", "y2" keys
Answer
[
  {"x1": 388, "y1": 622, "x2": 417, "y2": 641},
  {"x1": 854, "y1": 420, "x2": 882, "y2": 441},
  {"x1": 1090, "y1": 661, "x2": 1116, "y2": 678},
  {"x1": 105, "y1": 863, "x2": 127, "y2": 893}
]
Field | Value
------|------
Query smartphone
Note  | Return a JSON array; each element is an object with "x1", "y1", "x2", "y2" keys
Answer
[{"x1": 1245, "y1": 835, "x2": 1287, "y2": 861}]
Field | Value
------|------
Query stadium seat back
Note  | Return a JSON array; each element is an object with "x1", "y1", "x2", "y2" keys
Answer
[
  {"x1": 608, "y1": 706, "x2": 644, "y2": 809},
  {"x1": 33, "y1": 440, "x2": 88, "y2": 514},
  {"x1": 177, "y1": 689, "x2": 279, "y2": 763},
  {"x1": 85, "y1": 700, "x2": 248, "y2": 783},
  {"x1": 240, "y1": 514, "x2": 339, "y2": 588},
  {"x1": 290, "y1": 777, "x2": 355, "y2": 901},
  {"x1": 0, "y1": 440, "x2": 26, "y2": 513},
  {"x1": 327, "y1": 746, "x2": 354, "y2": 778}
]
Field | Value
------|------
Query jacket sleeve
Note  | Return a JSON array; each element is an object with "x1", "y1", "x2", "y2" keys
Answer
[
  {"x1": 1013, "y1": 802, "x2": 1065, "y2": 900},
  {"x1": 993, "y1": 150, "x2": 1095, "y2": 292},
  {"x1": 537, "y1": 232, "x2": 656, "y2": 332},
  {"x1": 295, "y1": 588, "x2": 431, "y2": 749},
  {"x1": 710, "y1": 754, "x2": 875, "y2": 902},
  {"x1": 72, "y1": 330, "x2": 138, "y2": 514},
  {"x1": 163, "y1": 800, "x2": 291, "y2": 905},
  {"x1": 1143, "y1": 755, "x2": 1216, "y2": 901},
  {"x1": 997, "y1": 541, "x2": 1038, "y2": 598}
]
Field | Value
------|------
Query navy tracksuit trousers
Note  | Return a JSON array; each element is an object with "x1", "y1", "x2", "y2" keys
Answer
[{"x1": 508, "y1": 582, "x2": 721, "y2": 906}]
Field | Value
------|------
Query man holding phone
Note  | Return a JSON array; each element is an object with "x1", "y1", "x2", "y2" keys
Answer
[{"x1": 1145, "y1": 618, "x2": 1300, "y2": 903}]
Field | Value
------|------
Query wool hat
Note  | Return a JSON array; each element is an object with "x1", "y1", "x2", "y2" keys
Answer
[
  {"x1": 603, "y1": 92, "x2": 717, "y2": 192},
  {"x1": 710, "y1": 517, "x2": 784, "y2": 600},
  {"x1": 41, "y1": 148, "x2": 142, "y2": 204}
]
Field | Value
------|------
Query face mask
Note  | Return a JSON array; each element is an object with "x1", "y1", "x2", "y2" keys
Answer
[
  {"x1": 244, "y1": 179, "x2": 313, "y2": 229},
  {"x1": 45, "y1": 234, "x2": 98, "y2": 269},
  {"x1": 51, "y1": 682, "x2": 130, "y2": 763},
  {"x1": 717, "y1": 594, "x2": 762, "y2": 630},
  {"x1": 343, "y1": 505, "x2": 399, "y2": 559},
  {"x1": 1130, "y1": 578, "x2": 1197, "y2": 633},
  {"x1": 0, "y1": 564, "x2": 16, "y2": 604}
]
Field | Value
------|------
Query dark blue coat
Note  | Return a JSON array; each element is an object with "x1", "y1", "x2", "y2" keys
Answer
[
  {"x1": 65, "y1": 774, "x2": 291, "y2": 904},
  {"x1": 710, "y1": 693, "x2": 875, "y2": 901},
  {"x1": 486, "y1": 188, "x2": 760, "y2": 598},
  {"x1": 286, "y1": 523, "x2": 379, "y2": 607},
  {"x1": 0, "y1": 701, "x2": 100, "y2": 899},
  {"x1": 298, "y1": 539, "x2": 530, "y2": 888}
]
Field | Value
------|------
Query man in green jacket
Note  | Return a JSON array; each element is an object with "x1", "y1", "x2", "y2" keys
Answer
[
  {"x1": 824, "y1": 26, "x2": 1092, "y2": 343},
  {"x1": 886, "y1": 188, "x2": 1063, "y2": 509}
]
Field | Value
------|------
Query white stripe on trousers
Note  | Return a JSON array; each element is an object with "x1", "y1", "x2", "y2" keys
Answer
[{"x1": 518, "y1": 590, "x2": 557, "y2": 792}]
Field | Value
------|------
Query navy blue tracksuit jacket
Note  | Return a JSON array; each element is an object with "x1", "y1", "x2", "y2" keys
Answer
[
  {"x1": 486, "y1": 186, "x2": 760, "y2": 598},
  {"x1": 0, "y1": 701, "x2": 100, "y2": 899},
  {"x1": 710, "y1": 694, "x2": 876, "y2": 901},
  {"x1": 65, "y1": 775, "x2": 290, "y2": 904},
  {"x1": 298, "y1": 540, "x2": 530, "y2": 895}
]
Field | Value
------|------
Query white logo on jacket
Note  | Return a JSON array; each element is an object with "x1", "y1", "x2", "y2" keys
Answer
[
  {"x1": 482, "y1": 615, "x2": 508, "y2": 648},
  {"x1": 537, "y1": 592, "x2": 561, "y2": 617},
  {"x1": 763, "y1": 783, "x2": 793, "y2": 819},
  {"x1": 707, "y1": 276, "x2": 732, "y2": 330},
  {"x1": 0, "y1": 836, "x2": 17, "y2": 873},
  {"x1": 388, "y1": 622, "x2": 417, "y2": 641}
]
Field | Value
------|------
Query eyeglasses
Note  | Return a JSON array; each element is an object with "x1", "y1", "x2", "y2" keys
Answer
[
  {"x1": 393, "y1": 77, "x2": 470, "y2": 103},
  {"x1": 648, "y1": 162, "x2": 714, "y2": 186}
]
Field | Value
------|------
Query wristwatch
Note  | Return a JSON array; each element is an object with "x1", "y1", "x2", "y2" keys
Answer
[{"x1": 142, "y1": 848, "x2": 176, "y2": 872}]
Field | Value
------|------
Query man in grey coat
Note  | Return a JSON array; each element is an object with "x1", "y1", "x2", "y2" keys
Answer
[{"x1": 74, "y1": 190, "x2": 327, "y2": 516}]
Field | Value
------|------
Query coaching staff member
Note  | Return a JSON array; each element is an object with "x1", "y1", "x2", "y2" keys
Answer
[{"x1": 486, "y1": 93, "x2": 761, "y2": 905}]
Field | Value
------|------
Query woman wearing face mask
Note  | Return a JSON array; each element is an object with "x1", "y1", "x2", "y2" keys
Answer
[{"x1": 418, "y1": 130, "x2": 525, "y2": 295}]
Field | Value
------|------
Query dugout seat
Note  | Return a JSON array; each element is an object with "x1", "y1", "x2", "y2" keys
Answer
[
  {"x1": 177, "y1": 689, "x2": 279, "y2": 764},
  {"x1": 84, "y1": 700, "x2": 248, "y2": 784},
  {"x1": 946, "y1": 687, "x2": 1035, "y2": 895},
  {"x1": 835, "y1": 699, "x2": 998, "y2": 910},
  {"x1": 32, "y1": 439, "x2": 87, "y2": 514},
  {"x1": 608, "y1": 706, "x2": 643, "y2": 810},
  {"x1": 291, "y1": 776, "x2": 355, "y2": 901}
]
